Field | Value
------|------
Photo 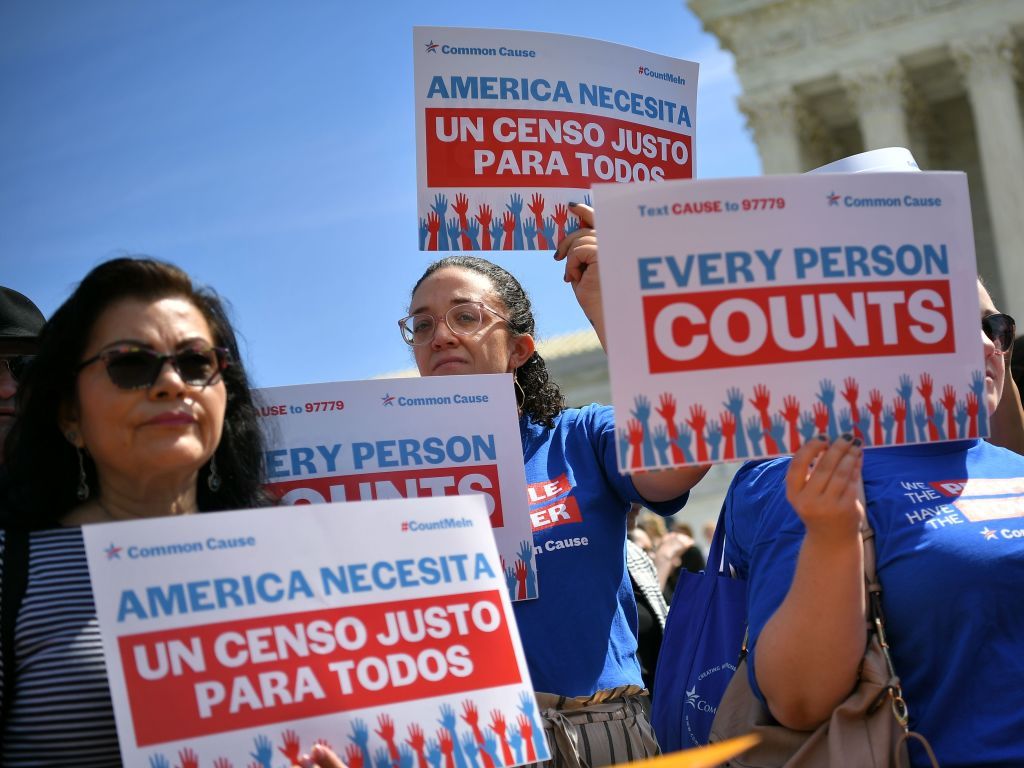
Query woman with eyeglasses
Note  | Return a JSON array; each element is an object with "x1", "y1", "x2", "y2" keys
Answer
[
  {"x1": 718, "y1": 280, "x2": 1024, "y2": 766},
  {"x1": 0, "y1": 258, "x2": 270, "y2": 766},
  {"x1": 399, "y1": 204, "x2": 709, "y2": 768}
]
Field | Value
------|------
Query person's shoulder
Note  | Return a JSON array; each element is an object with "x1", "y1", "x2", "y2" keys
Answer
[{"x1": 728, "y1": 457, "x2": 791, "y2": 504}]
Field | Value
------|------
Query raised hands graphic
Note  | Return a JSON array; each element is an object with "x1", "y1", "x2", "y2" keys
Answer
[
  {"x1": 250, "y1": 735, "x2": 275, "y2": 768},
  {"x1": 506, "y1": 194, "x2": 525, "y2": 250},
  {"x1": 432, "y1": 195, "x2": 450, "y2": 251},
  {"x1": 918, "y1": 373, "x2": 938, "y2": 440},
  {"x1": 528, "y1": 193, "x2": 547, "y2": 248},
  {"x1": 657, "y1": 393, "x2": 684, "y2": 463},
  {"x1": 673, "y1": 421, "x2": 695, "y2": 464},
  {"x1": 867, "y1": 388, "x2": 884, "y2": 445},
  {"x1": 631, "y1": 395, "x2": 656, "y2": 466},
  {"x1": 705, "y1": 419, "x2": 722, "y2": 461},
  {"x1": 720, "y1": 410, "x2": 737, "y2": 460},
  {"x1": 816, "y1": 379, "x2": 838, "y2": 441},
  {"x1": 552, "y1": 203, "x2": 569, "y2": 243},
  {"x1": 476, "y1": 205, "x2": 494, "y2": 250},
  {"x1": 279, "y1": 729, "x2": 302, "y2": 766},
  {"x1": 781, "y1": 395, "x2": 801, "y2": 450},
  {"x1": 452, "y1": 193, "x2": 472, "y2": 250},
  {"x1": 723, "y1": 387, "x2": 749, "y2": 457},
  {"x1": 686, "y1": 404, "x2": 709, "y2": 462}
]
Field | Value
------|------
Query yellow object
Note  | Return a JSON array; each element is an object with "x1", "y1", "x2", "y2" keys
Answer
[{"x1": 619, "y1": 735, "x2": 760, "y2": 768}]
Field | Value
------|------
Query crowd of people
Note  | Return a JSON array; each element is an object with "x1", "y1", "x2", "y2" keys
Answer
[{"x1": 2, "y1": 177, "x2": 1023, "y2": 768}]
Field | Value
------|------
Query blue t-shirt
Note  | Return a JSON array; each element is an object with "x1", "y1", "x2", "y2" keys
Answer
[
  {"x1": 513, "y1": 404, "x2": 688, "y2": 696},
  {"x1": 726, "y1": 440, "x2": 1024, "y2": 767}
]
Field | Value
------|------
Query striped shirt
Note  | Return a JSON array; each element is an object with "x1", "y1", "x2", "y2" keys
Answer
[{"x1": 1, "y1": 527, "x2": 122, "y2": 766}]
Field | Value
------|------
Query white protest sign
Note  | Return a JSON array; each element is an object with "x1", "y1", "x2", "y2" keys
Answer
[
  {"x1": 414, "y1": 26, "x2": 697, "y2": 251},
  {"x1": 256, "y1": 374, "x2": 538, "y2": 601},
  {"x1": 82, "y1": 495, "x2": 550, "y2": 767},
  {"x1": 594, "y1": 172, "x2": 985, "y2": 468}
]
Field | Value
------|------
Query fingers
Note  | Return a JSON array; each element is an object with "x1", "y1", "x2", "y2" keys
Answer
[
  {"x1": 297, "y1": 744, "x2": 347, "y2": 768},
  {"x1": 569, "y1": 202, "x2": 595, "y2": 227},
  {"x1": 785, "y1": 435, "x2": 865, "y2": 533},
  {"x1": 553, "y1": 202, "x2": 596, "y2": 262}
]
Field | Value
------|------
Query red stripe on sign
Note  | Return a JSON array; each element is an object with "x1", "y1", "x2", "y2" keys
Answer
[
  {"x1": 425, "y1": 108, "x2": 692, "y2": 187},
  {"x1": 122, "y1": 591, "x2": 520, "y2": 745},
  {"x1": 643, "y1": 280, "x2": 955, "y2": 373},
  {"x1": 267, "y1": 465, "x2": 504, "y2": 528}
]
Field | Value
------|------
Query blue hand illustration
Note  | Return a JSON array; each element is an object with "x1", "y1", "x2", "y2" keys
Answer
[
  {"x1": 540, "y1": 216, "x2": 556, "y2": 249},
  {"x1": 652, "y1": 424, "x2": 670, "y2": 465},
  {"x1": 955, "y1": 402, "x2": 969, "y2": 439},
  {"x1": 856, "y1": 414, "x2": 872, "y2": 445},
  {"x1": 931, "y1": 405, "x2": 947, "y2": 440},
  {"x1": 426, "y1": 740, "x2": 443, "y2": 768},
  {"x1": 518, "y1": 691, "x2": 543, "y2": 746},
  {"x1": 461, "y1": 733, "x2": 480, "y2": 768},
  {"x1": 631, "y1": 395, "x2": 656, "y2": 466},
  {"x1": 489, "y1": 219, "x2": 503, "y2": 250},
  {"x1": 839, "y1": 407, "x2": 853, "y2": 435},
  {"x1": 584, "y1": 193, "x2": 592, "y2": 207},
  {"x1": 970, "y1": 370, "x2": 985, "y2": 400},
  {"x1": 419, "y1": 218, "x2": 429, "y2": 250},
  {"x1": 464, "y1": 219, "x2": 481, "y2": 250},
  {"x1": 705, "y1": 419, "x2": 722, "y2": 461},
  {"x1": 521, "y1": 218, "x2": 536, "y2": 250},
  {"x1": 817, "y1": 379, "x2": 838, "y2": 440},
  {"x1": 673, "y1": 421, "x2": 694, "y2": 463},
  {"x1": 149, "y1": 755, "x2": 171, "y2": 768},
  {"x1": 439, "y1": 703, "x2": 468, "y2": 768},
  {"x1": 480, "y1": 732, "x2": 500, "y2": 767},
  {"x1": 447, "y1": 217, "x2": 462, "y2": 249},
  {"x1": 913, "y1": 403, "x2": 928, "y2": 442},
  {"x1": 432, "y1": 195, "x2": 450, "y2": 251},
  {"x1": 508, "y1": 725, "x2": 524, "y2": 764},
  {"x1": 504, "y1": 565, "x2": 517, "y2": 595},
  {"x1": 518, "y1": 539, "x2": 537, "y2": 598},
  {"x1": 375, "y1": 747, "x2": 393, "y2": 768},
  {"x1": 399, "y1": 745, "x2": 416, "y2": 768},
  {"x1": 507, "y1": 193, "x2": 525, "y2": 250},
  {"x1": 768, "y1": 413, "x2": 786, "y2": 453},
  {"x1": 565, "y1": 217, "x2": 580, "y2": 235},
  {"x1": 250, "y1": 734, "x2": 275, "y2": 768},
  {"x1": 723, "y1": 387, "x2": 749, "y2": 457},
  {"x1": 882, "y1": 406, "x2": 896, "y2": 443},
  {"x1": 618, "y1": 427, "x2": 630, "y2": 469},
  {"x1": 798, "y1": 411, "x2": 816, "y2": 444},
  {"x1": 746, "y1": 415, "x2": 763, "y2": 455},
  {"x1": 897, "y1": 374, "x2": 915, "y2": 439}
]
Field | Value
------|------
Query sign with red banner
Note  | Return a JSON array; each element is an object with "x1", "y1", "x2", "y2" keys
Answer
[
  {"x1": 83, "y1": 495, "x2": 549, "y2": 767},
  {"x1": 414, "y1": 26, "x2": 697, "y2": 251},
  {"x1": 256, "y1": 374, "x2": 539, "y2": 601},
  {"x1": 595, "y1": 171, "x2": 986, "y2": 467}
]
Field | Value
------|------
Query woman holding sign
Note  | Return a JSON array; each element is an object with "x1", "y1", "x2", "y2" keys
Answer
[
  {"x1": 0, "y1": 258, "x2": 269, "y2": 765},
  {"x1": 400, "y1": 204, "x2": 708, "y2": 767},
  {"x1": 720, "y1": 281, "x2": 1024, "y2": 766}
]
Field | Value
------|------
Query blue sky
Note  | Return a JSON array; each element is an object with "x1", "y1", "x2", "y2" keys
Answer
[{"x1": 0, "y1": 1, "x2": 760, "y2": 387}]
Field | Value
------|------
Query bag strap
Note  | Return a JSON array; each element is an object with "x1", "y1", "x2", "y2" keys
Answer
[
  {"x1": 2, "y1": 525, "x2": 30, "y2": 732},
  {"x1": 859, "y1": 522, "x2": 939, "y2": 768},
  {"x1": 707, "y1": 505, "x2": 729, "y2": 575}
]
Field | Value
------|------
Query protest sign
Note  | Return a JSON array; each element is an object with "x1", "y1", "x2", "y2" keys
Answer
[
  {"x1": 414, "y1": 26, "x2": 697, "y2": 251},
  {"x1": 256, "y1": 374, "x2": 539, "y2": 601},
  {"x1": 594, "y1": 171, "x2": 985, "y2": 468},
  {"x1": 82, "y1": 495, "x2": 549, "y2": 767}
]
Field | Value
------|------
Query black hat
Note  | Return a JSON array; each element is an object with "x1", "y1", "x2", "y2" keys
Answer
[{"x1": 0, "y1": 287, "x2": 45, "y2": 340}]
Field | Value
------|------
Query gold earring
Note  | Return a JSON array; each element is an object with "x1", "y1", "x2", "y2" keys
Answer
[{"x1": 513, "y1": 371, "x2": 526, "y2": 410}]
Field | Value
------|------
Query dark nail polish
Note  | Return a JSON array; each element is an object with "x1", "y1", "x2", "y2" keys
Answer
[
  {"x1": 841, "y1": 433, "x2": 853, "y2": 441},
  {"x1": 568, "y1": 201, "x2": 578, "y2": 207},
  {"x1": 852, "y1": 437, "x2": 863, "y2": 447},
  {"x1": 817, "y1": 434, "x2": 828, "y2": 441}
]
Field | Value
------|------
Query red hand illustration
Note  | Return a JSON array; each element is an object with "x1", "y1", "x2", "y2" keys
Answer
[
  {"x1": 438, "y1": 729, "x2": 455, "y2": 768},
  {"x1": 867, "y1": 389, "x2": 884, "y2": 445},
  {"x1": 517, "y1": 714, "x2": 536, "y2": 762},
  {"x1": 377, "y1": 714, "x2": 400, "y2": 766},
  {"x1": 279, "y1": 729, "x2": 302, "y2": 765},
  {"x1": 514, "y1": 559, "x2": 527, "y2": 600},
  {"x1": 781, "y1": 395, "x2": 801, "y2": 450},
  {"x1": 628, "y1": 418, "x2": 645, "y2": 470},
  {"x1": 406, "y1": 724, "x2": 427, "y2": 768},
  {"x1": 426, "y1": 212, "x2": 440, "y2": 251},
  {"x1": 966, "y1": 392, "x2": 979, "y2": 437},
  {"x1": 476, "y1": 205, "x2": 493, "y2": 250},
  {"x1": 940, "y1": 384, "x2": 958, "y2": 438},
  {"x1": 553, "y1": 203, "x2": 569, "y2": 243},
  {"x1": 528, "y1": 193, "x2": 547, "y2": 248},
  {"x1": 657, "y1": 393, "x2": 684, "y2": 463},
  {"x1": 686, "y1": 404, "x2": 708, "y2": 463},
  {"x1": 453, "y1": 193, "x2": 472, "y2": 249},
  {"x1": 841, "y1": 377, "x2": 861, "y2": 437},
  {"x1": 813, "y1": 402, "x2": 829, "y2": 435},
  {"x1": 490, "y1": 711, "x2": 514, "y2": 766},
  {"x1": 720, "y1": 411, "x2": 736, "y2": 460},
  {"x1": 177, "y1": 748, "x2": 200, "y2": 768},
  {"x1": 918, "y1": 373, "x2": 937, "y2": 439},
  {"x1": 893, "y1": 397, "x2": 907, "y2": 444},
  {"x1": 501, "y1": 212, "x2": 516, "y2": 250},
  {"x1": 345, "y1": 744, "x2": 365, "y2": 768}
]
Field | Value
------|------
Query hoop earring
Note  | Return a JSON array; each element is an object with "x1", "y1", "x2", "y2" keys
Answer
[
  {"x1": 76, "y1": 448, "x2": 90, "y2": 501},
  {"x1": 207, "y1": 454, "x2": 222, "y2": 492},
  {"x1": 513, "y1": 371, "x2": 526, "y2": 411}
]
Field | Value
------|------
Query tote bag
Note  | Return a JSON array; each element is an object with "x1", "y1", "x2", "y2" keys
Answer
[{"x1": 651, "y1": 507, "x2": 747, "y2": 750}]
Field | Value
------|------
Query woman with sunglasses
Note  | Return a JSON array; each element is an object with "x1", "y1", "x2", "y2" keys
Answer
[
  {"x1": 400, "y1": 205, "x2": 708, "y2": 768},
  {"x1": 719, "y1": 281, "x2": 1024, "y2": 766},
  {"x1": 0, "y1": 258, "x2": 269, "y2": 766}
]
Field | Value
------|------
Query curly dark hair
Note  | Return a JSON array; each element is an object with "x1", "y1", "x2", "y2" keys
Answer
[
  {"x1": 2, "y1": 257, "x2": 271, "y2": 528},
  {"x1": 411, "y1": 255, "x2": 565, "y2": 428}
]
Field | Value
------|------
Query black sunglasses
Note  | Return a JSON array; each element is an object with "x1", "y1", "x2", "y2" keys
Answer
[
  {"x1": 77, "y1": 343, "x2": 230, "y2": 390},
  {"x1": 982, "y1": 313, "x2": 1015, "y2": 354},
  {"x1": 0, "y1": 355, "x2": 34, "y2": 383}
]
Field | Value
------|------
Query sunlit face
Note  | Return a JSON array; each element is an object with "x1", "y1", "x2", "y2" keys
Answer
[
  {"x1": 61, "y1": 297, "x2": 227, "y2": 490},
  {"x1": 978, "y1": 281, "x2": 1006, "y2": 416},
  {"x1": 409, "y1": 268, "x2": 533, "y2": 377}
]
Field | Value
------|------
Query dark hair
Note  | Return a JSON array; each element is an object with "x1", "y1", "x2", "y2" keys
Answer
[
  {"x1": 411, "y1": 255, "x2": 564, "y2": 428},
  {"x1": 2, "y1": 257, "x2": 270, "y2": 528}
]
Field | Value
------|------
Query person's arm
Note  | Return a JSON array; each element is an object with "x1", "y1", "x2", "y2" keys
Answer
[
  {"x1": 754, "y1": 435, "x2": 866, "y2": 730},
  {"x1": 554, "y1": 204, "x2": 709, "y2": 499},
  {"x1": 989, "y1": 350, "x2": 1024, "y2": 455}
]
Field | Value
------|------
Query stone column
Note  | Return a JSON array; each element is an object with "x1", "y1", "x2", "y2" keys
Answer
[
  {"x1": 739, "y1": 88, "x2": 803, "y2": 174},
  {"x1": 953, "y1": 32, "x2": 1024, "y2": 322},
  {"x1": 843, "y1": 62, "x2": 912, "y2": 152}
]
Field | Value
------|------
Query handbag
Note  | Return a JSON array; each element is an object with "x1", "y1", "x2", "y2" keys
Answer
[
  {"x1": 708, "y1": 524, "x2": 939, "y2": 767},
  {"x1": 651, "y1": 507, "x2": 747, "y2": 751}
]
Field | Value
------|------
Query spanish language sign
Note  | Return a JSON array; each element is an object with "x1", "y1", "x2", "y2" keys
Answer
[
  {"x1": 594, "y1": 172, "x2": 985, "y2": 468},
  {"x1": 256, "y1": 374, "x2": 539, "y2": 601},
  {"x1": 82, "y1": 495, "x2": 549, "y2": 767},
  {"x1": 414, "y1": 26, "x2": 697, "y2": 251}
]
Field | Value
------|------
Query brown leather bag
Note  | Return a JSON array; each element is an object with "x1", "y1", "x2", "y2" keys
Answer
[{"x1": 707, "y1": 525, "x2": 939, "y2": 767}]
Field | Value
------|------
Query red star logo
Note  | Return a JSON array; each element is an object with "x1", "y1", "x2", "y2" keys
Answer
[
  {"x1": 980, "y1": 527, "x2": 998, "y2": 540},
  {"x1": 425, "y1": 41, "x2": 439, "y2": 53},
  {"x1": 827, "y1": 192, "x2": 841, "y2": 206},
  {"x1": 105, "y1": 542, "x2": 124, "y2": 559}
]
